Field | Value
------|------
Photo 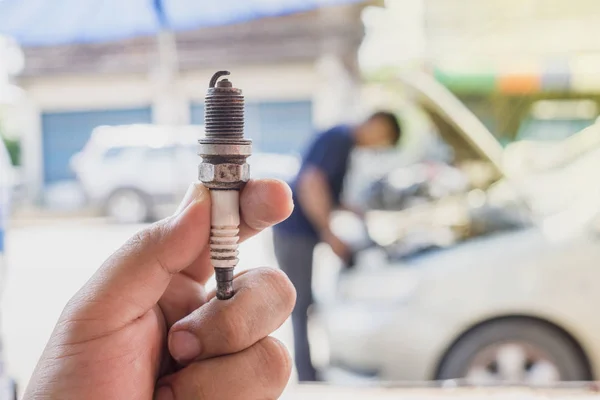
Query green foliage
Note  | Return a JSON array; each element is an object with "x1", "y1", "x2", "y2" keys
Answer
[
  {"x1": 0, "y1": 116, "x2": 20, "y2": 166},
  {"x1": 2, "y1": 135, "x2": 20, "y2": 166}
]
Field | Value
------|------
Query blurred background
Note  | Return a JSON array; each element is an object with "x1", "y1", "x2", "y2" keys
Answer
[{"x1": 4, "y1": 0, "x2": 600, "y2": 397}]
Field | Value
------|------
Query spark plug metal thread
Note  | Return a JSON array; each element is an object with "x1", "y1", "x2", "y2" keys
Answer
[{"x1": 198, "y1": 71, "x2": 252, "y2": 300}]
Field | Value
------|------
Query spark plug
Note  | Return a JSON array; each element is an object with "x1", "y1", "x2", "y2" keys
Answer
[{"x1": 198, "y1": 71, "x2": 251, "y2": 300}]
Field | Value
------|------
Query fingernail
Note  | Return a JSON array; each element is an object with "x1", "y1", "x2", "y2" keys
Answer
[
  {"x1": 169, "y1": 330, "x2": 201, "y2": 362},
  {"x1": 155, "y1": 385, "x2": 174, "y2": 400},
  {"x1": 175, "y1": 183, "x2": 205, "y2": 215}
]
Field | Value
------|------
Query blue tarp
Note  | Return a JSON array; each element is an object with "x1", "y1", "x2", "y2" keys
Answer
[{"x1": 0, "y1": 0, "x2": 361, "y2": 46}]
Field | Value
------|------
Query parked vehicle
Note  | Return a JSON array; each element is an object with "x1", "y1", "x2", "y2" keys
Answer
[
  {"x1": 308, "y1": 72, "x2": 600, "y2": 385},
  {"x1": 70, "y1": 124, "x2": 300, "y2": 223}
]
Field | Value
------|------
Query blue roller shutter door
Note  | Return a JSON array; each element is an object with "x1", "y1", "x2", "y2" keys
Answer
[
  {"x1": 42, "y1": 107, "x2": 152, "y2": 184},
  {"x1": 190, "y1": 100, "x2": 312, "y2": 154}
]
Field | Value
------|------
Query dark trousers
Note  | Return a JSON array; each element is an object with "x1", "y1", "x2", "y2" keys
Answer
[{"x1": 273, "y1": 231, "x2": 319, "y2": 382}]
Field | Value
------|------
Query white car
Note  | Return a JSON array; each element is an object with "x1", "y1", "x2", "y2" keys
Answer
[
  {"x1": 309, "y1": 72, "x2": 600, "y2": 385},
  {"x1": 71, "y1": 124, "x2": 300, "y2": 223}
]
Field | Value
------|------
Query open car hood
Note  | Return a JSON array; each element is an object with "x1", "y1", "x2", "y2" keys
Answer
[{"x1": 396, "y1": 72, "x2": 505, "y2": 178}]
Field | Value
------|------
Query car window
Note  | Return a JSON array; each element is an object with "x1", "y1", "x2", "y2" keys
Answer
[
  {"x1": 143, "y1": 146, "x2": 177, "y2": 161},
  {"x1": 179, "y1": 145, "x2": 200, "y2": 165},
  {"x1": 102, "y1": 146, "x2": 130, "y2": 160}
]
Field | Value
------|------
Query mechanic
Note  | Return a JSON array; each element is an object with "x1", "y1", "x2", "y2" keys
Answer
[
  {"x1": 273, "y1": 111, "x2": 402, "y2": 381},
  {"x1": 24, "y1": 180, "x2": 296, "y2": 400}
]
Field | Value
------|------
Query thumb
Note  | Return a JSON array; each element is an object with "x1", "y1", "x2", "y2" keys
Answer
[{"x1": 67, "y1": 183, "x2": 211, "y2": 330}]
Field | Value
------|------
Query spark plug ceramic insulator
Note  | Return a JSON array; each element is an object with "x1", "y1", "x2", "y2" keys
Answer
[{"x1": 198, "y1": 71, "x2": 251, "y2": 300}]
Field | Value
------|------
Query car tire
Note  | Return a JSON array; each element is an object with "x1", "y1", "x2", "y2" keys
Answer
[
  {"x1": 436, "y1": 318, "x2": 590, "y2": 383},
  {"x1": 105, "y1": 188, "x2": 152, "y2": 224}
]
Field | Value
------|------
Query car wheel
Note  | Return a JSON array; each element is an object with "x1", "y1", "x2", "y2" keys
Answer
[
  {"x1": 437, "y1": 319, "x2": 590, "y2": 384},
  {"x1": 105, "y1": 189, "x2": 151, "y2": 224}
]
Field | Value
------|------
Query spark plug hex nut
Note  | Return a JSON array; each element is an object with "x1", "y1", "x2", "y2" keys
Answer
[{"x1": 198, "y1": 163, "x2": 250, "y2": 187}]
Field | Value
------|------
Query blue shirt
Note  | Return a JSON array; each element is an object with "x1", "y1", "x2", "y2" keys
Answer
[{"x1": 275, "y1": 125, "x2": 355, "y2": 238}]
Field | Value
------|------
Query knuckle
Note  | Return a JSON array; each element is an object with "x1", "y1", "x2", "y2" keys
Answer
[
  {"x1": 120, "y1": 221, "x2": 176, "y2": 275},
  {"x1": 128, "y1": 228, "x2": 155, "y2": 250},
  {"x1": 255, "y1": 268, "x2": 297, "y2": 313},
  {"x1": 218, "y1": 311, "x2": 248, "y2": 350},
  {"x1": 113, "y1": 228, "x2": 152, "y2": 261},
  {"x1": 126, "y1": 220, "x2": 168, "y2": 251}
]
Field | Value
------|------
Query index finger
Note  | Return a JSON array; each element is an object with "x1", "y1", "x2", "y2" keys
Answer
[
  {"x1": 180, "y1": 179, "x2": 293, "y2": 285},
  {"x1": 239, "y1": 178, "x2": 294, "y2": 241}
]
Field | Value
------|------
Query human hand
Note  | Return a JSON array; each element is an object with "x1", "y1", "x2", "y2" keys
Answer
[
  {"x1": 24, "y1": 180, "x2": 296, "y2": 400},
  {"x1": 321, "y1": 230, "x2": 351, "y2": 263}
]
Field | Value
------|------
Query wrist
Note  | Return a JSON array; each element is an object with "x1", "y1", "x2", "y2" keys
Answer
[{"x1": 318, "y1": 227, "x2": 334, "y2": 242}]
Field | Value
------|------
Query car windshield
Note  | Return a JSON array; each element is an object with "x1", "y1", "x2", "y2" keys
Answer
[
  {"x1": 142, "y1": 145, "x2": 177, "y2": 160},
  {"x1": 517, "y1": 118, "x2": 595, "y2": 142}
]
